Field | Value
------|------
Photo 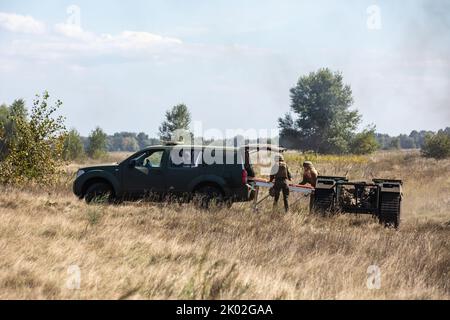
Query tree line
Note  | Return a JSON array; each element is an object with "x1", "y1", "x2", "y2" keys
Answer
[
  {"x1": 375, "y1": 129, "x2": 450, "y2": 150},
  {"x1": 1, "y1": 69, "x2": 449, "y2": 185}
]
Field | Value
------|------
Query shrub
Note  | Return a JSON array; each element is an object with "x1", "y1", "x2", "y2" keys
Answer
[
  {"x1": 0, "y1": 91, "x2": 66, "y2": 185},
  {"x1": 349, "y1": 128, "x2": 379, "y2": 155},
  {"x1": 421, "y1": 132, "x2": 450, "y2": 159}
]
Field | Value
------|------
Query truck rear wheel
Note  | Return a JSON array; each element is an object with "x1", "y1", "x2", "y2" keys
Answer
[
  {"x1": 85, "y1": 182, "x2": 114, "y2": 204},
  {"x1": 378, "y1": 193, "x2": 401, "y2": 228},
  {"x1": 193, "y1": 185, "x2": 224, "y2": 209}
]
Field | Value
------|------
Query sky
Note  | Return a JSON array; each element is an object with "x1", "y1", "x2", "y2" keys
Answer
[{"x1": 0, "y1": 0, "x2": 449, "y2": 137}]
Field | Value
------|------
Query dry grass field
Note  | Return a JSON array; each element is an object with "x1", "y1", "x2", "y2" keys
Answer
[{"x1": 0, "y1": 150, "x2": 449, "y2": 299}]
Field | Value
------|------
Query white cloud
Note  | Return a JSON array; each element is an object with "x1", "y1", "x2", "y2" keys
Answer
[
  {"x1": 54, "y1": 23, "x2": 91, "y2": 40},
  {"x1": 7, "y1": 22, "x2": 184, "y2": 61},
  {"x1": 0, "y1": 12, "x2": 271, "y2": 72},
  {"x1": 0, "y1": 12, "x2": 45, "y2": 34},
  {"x1": 53, "y1": 22, "x2": 183, "y2": 50}
]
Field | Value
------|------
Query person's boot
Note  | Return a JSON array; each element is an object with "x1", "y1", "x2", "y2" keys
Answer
[{"x1": 284, "y1": 200, "x2": 289, "y2": 213}]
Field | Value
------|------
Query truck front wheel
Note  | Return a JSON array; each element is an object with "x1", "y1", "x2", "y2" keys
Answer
[{"x1": 84, "y1": 182, "x2": 114, "y2": 204}]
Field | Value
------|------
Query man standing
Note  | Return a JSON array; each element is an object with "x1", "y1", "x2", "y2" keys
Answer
[
  {"x1": 299, "y1": 161, "x2": 318, "y2": 187},
  {"x1": 269, "y1": 154, "x2": 292, "y2": 212}
]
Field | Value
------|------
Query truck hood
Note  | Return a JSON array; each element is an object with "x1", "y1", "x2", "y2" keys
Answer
[{"x1": 79, "y1": 163, "x2": 119, "y2": 171}]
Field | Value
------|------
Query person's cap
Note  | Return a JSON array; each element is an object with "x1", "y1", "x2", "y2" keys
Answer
[{"x1": 303, "y1": 161, "x2": 313, "y2": 166}]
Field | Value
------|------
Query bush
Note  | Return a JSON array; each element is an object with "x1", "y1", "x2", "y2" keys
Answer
[
  {"x1": 421, "y1": 132, "x2": 450, "y2": 159},
  {"x1": 349, "y1": 128, "x2": 379, "y2": 155},
  {"x1": 0, "y1": 92, "x2": 66, "y2": 185},
  {"x1": 63, "y1": 129, "x2": 85, "y2": 161}
]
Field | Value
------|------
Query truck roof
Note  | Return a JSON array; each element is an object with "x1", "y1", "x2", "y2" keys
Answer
[{"x1": 142, "y1": 143, "x2": 286, "y2": 153}]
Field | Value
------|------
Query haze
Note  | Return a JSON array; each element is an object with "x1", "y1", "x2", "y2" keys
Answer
[{"x1": 0, "y1": 0, "x2": 449, "y2": 137}]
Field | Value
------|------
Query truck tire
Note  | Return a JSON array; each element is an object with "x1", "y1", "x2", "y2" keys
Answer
[
  {"x1": 378, "y1": 193, "x2": 401, "y2": 228},
  {"x1": 310, "y1": 189, "x2": 334, "y2": 214},
  {"x1": 193, "y1": 185, "x2": 224, "y2": 209},
  {"x1": 85, "y1": 182, "x2": 114, "y2": 204}
]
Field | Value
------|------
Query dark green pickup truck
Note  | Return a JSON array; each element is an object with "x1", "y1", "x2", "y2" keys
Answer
[{"x1": 73, "y1": 143, "x2": 277, "y2": 206}]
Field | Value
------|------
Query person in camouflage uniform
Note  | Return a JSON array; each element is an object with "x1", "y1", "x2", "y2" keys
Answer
[
  {"x1": 269, "y1": 154, "x2": 292, "y2": 212},
  {"x1": 299, "y1": 161, "x2": 318, "y2": 187}
]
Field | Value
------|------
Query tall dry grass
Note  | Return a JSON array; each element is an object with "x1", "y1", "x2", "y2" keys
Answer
[{"x1": 0, "y1": 150, "x2": 448, "y2": 299}]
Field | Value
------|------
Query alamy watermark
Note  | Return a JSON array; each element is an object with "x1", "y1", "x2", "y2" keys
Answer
[
  {"x1": 66, "y1": 264, "x2": 81, "y2": 290},
  {"x1": 160, "y1": 121, "x2": 282, "y2": 176},
  {"x1": 367, "y1": 5, "x2": 382, "y2": 30},
  {"x1": 66, "y1": 4, "x2": 81, "y2": 28},
  {"x1": 366, "y1": 265, "x2": 381, "y2": 289}
]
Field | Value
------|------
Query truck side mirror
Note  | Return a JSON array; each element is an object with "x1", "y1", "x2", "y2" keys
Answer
[{"x1": 129, "y1": 159, "x2": 137, "y2": 168}]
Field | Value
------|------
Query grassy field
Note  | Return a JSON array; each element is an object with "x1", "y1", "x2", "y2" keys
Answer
[{"x1": 0, "y1": 150, "x2": 449, "y2": 299}]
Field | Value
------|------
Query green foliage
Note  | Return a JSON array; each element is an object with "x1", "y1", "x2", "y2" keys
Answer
[
  {"x1": 421, "y1": 132, "x2": 450, "y2": 159},
  {"x1": 136, "y1": 132, "x2": 160, "y2": 149},
  {"x1": 0, "y1": 103, "x2": 10, "y2": 158},
  {"x1": 375, "y1": 129, "x2": 442, "y2": 150},
  {"x1": 0, "y1": 92, "x2": 66, "y2": 185},
  {"x1": 106, "y1": 131, "x2": 159, "y2": 152},
  {"x1": 9, "y1": 99, "x2": 27, "y2": 118},
  {"x1": 349, "y1": 127, "x2": 379, "y2": 155},
  {"x1": 0, "y1": 99, "x2": 27, "y2": 160},
  {"x1": 87, "y1": 127, "x2": 107, "y2": 159},
  {"x1": 159, "y1": 103, "x2": 191, "y2": 142},
  {"x1": 279, "y1": 68, "x2": 361, "y2": 154},
  {"x1": 389, "y1": 137, "x2": 401, "y2": 150},
  {"x1": 63, "y1": 129, "x2": 85, "y2": 161},
  {"x1": 398, "y1": 134, "x2": 416, "y2": 149}
]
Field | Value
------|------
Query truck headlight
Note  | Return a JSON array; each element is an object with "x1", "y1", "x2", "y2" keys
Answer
[{"x1": 76, "y1": 170, "x2": 85, "y2": 178}]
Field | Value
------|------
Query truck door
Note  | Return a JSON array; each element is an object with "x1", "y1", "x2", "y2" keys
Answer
[
  {"x1": 123, "y1": 149, "x2": 167, "y2": 197},
  {"x1": 165, "y1": 148, "x2": 202, "y2": 195}
]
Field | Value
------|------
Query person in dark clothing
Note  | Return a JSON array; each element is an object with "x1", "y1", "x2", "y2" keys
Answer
[{"x1": 269, "y1": 154, "x2": 292, "y2": 212}]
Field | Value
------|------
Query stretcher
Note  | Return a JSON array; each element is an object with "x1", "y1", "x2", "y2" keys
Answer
[{"x1": 248, "y1": 177, "x2": 314, "y2": 211}]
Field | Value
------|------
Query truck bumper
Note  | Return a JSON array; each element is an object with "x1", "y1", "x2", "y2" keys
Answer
[{"x1": 73, "y1": 178, "x2": 83, "y2": 198}]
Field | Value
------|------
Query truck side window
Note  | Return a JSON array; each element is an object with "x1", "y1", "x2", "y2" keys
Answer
[{"x1": 138, "y1": 150, "x2": 164, "y2": 168}]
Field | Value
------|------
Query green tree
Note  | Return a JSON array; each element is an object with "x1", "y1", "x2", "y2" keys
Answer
[
  {"x1": 121, "y1": 136, "x2": 139, "y2": 151},
  {"x1": 421, "y1": 132, "x2": 450, "y2": 159},
  {"x1": 0, "y1": 99, "x2": 27, "y2": 159},
  {"x1": 0, "y1": 103, "x2": 8, "y2": 121},
  {"x1": 136, "y1": 132, "x2": 160, "y2": 149},
  {"x1": 158, "y1": 103, "x2": 191, "y2": 142},
  {"x1": 136, "y1": 132, "x2": 149, "y2": 149},
  {"x1": 87, "y1": 127, "x2": 107, "y2": 159},
  {"x1": 349, "y1": 127, "x2": 379, "y2": 155},
  {"x1": 63, "y1": 129, "x2": 85, "y2": 161},
  {"x1": 108, "y1": 132, "x2": 139, "y2": 151},
  {"x1": 0, "y1": 103, "x2": 10, "y2": 158},
  {"x1": 279, "y1": 68, "x2": 361, "y2": 153},
  {"x1": 399, "y1": 134, "x2": 416, "y2": 149},
  {"x1": 0, "y1": 92, "x2": 66, "y2": 185},
  {"x1": 389, "y1": 137, "x2": 401, "y2": 150},
  {"x1": 9, "y1": 99, "x2": 27, "y2": 118}
]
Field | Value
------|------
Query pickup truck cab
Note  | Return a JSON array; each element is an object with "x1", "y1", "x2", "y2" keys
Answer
[{"x1": 73, "y1": 143, "x2": 279, "y2": 206}]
